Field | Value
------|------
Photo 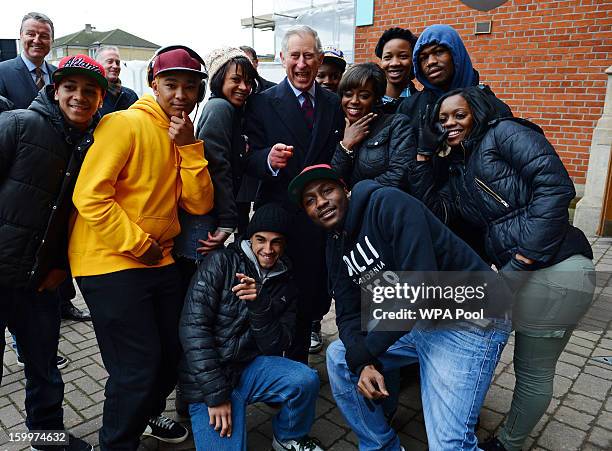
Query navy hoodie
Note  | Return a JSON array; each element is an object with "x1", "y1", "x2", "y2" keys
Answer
[
  {"x1": 327, "y1": 180, "x2": 494, "y2": 374},
  {"x1": 398, "y1": 25, "x2": 511, "y2": 125}
]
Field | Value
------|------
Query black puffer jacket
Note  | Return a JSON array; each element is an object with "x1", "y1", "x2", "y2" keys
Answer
[
  {"x1": 0, "y1": 86, "x2": 96, "y2": 288},
  {"x1": 331, "y1": 113, "x2": 415, "y2": 190},
  {"x1": 178, "y1": 240, "x2": 297, "y2": 406},
  {"x1": 411, "y1": 116, "x2": 592, "y2": 270}
]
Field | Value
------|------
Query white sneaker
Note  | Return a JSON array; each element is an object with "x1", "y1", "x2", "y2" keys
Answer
[
  {"x1": 272, "y1": 434, "x2": 324, "y2": 451},
  {"x1": 309, "y1": 330, "x2": 323, "y2": 354}
]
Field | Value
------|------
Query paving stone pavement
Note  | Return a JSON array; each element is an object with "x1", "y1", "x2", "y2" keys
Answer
[{"x1": 2, "y1": 237, "x2": 612, "y2": 451}]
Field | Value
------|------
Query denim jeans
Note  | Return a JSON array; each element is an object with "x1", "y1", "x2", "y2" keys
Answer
[
  {"x1": 189, "y1": 356, "x2": 319, "y2": 451},
  {"x1": 173, "y1": 209, "x2": 217, "y2": 262},
  {"x1": 326, "y1": 320, "x2": 510, "y2": 451},
  {"x1": 0, "y1": 286, "x2": 64, "y2": 431}
]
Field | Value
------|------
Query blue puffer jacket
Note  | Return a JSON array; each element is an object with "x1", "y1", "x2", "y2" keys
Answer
[{"x1": 411, "y1": 117, "x2": 592, "y2": 270}]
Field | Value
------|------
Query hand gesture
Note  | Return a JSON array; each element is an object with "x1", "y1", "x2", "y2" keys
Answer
[
  {"x1": 232, "y1": 273, "x2": 257, "y2": 301},
  {"x1": 268, "y1": 143, "x2": 294, "y2": 170},
  {"x1": 137, "y1": 240, "x2": 163, "y2": 266},
  {"x1": 208, "y1": 401, "x2": 232, "y2": 438},
  {"x1": 37, "y1": 268, "x2": 67, "y2": 292},
  {"x1": 357, "y1": 364, "x2": 389, "y2": 400},
  {"x1": 418, "y1": 105, "x2": 449, "y2": 157},
  {"x1": 169, "y1": 111, "x2": 196, "y2": 147},
  {"x1": 342, "y1": 113, "x2": 376, "y2": 150},
  {"x1": 197, "y1": 230, "x2": 231, "y2": 255}
]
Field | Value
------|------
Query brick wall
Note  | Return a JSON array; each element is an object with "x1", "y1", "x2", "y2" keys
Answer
[{"x1": 354, "y1": 0, "x2": 612, "y2": 186}]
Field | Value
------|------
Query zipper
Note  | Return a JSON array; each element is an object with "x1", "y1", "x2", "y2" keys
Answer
[{"x1": 474, "y1": 177, "x2": 510, "y2": 208}]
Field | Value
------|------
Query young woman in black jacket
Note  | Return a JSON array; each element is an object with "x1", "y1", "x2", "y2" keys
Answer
[
  {"x1": 173, "y1": 48, "x2": 258, "y2": 284},
  {"x1": 411, "y1": 86, "x2": 595, "y2": 451},
  {"x1": 331, "y1": 63, "x2": 416, "y2": 191}
]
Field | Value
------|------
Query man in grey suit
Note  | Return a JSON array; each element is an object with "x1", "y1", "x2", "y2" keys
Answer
[{"x1": 0, "y1": 12, "x2": 56, "y2": 109}]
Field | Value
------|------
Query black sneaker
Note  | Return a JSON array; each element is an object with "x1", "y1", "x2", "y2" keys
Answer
[
  {"x1": 143, "y1": 415, "x2": 188, "y2": 444},
  {"x1": 309, "y1": 330, "x2": 323, "y2": 354},
  {"x1": 479, "y1": 437, "x2": 508, "y2": 451},
  {"x1": 17, "y1": 355, "x2": 68, "y2": 369},
  {"x1": 31, "y1": 433, "x2": 93, "y2": 451},
  {"x1": 56, "y1": 355, "x2": 69, "y2": 369}
]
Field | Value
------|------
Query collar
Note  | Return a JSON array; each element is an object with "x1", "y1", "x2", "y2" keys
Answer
[
  {"x1": 286, "y1": 78, "x2": 316, "y2": 100},
  {"x1": 21, "y1": 53, "x2": 48, "y2": 74},
  {"x1": 381, "y1": 86, "x2": 412, "y2": 104}
]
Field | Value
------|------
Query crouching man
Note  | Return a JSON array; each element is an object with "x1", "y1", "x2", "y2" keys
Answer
[
  {"x1": 289, "y1": 165, "x2": 511, "y2": 451},
  {"x1": 179, "y1": 203, "x2": 324, "y2": 451}
]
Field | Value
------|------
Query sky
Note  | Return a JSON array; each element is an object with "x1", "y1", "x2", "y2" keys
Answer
[{"x1": 0, "y1": 0, "x2": 278, "y2": 58}]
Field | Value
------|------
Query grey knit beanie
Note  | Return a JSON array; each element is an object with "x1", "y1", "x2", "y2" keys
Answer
[{"x1": 204, "y1": 47, "x2": 250, "y2": 83}]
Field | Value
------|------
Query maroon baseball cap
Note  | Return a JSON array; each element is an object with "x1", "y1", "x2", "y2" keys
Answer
[
  {"x1": 152, "y1": 48, "x2": 206, "y2": 79},
  {"x1": 288, "y1": 164, "x2": 346, "y2": 205},
  {"x1": 53, "y1": 55, "x2": 107, "y2": 90}
]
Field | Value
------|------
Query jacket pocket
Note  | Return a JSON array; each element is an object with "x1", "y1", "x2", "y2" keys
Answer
[{"x1": 474, "y1": 177, "x2": 510, "y2": 209}]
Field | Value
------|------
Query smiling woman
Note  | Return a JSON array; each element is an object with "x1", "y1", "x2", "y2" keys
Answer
[
  {"x1": 410, "y1": 86, "x2": 596, "y2": 451},
  {"x1": 331, "y1": 63, "x2": 417, "y2": 191},
  {"x1": 374, "y1": 27, "x2": 418, "y2": 113},
  {"x1": 173, "y1": 47, "x2": 258, "y2": 290}
]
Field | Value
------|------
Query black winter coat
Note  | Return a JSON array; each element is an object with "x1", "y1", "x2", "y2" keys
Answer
[
  {"x1": 195, "y1": 97, "x2": 247, "y2": 230},
  {"x1": 410, "y1": 117, "x2": 592, "y2": 270},
  {"x1": 178, "y1": 241, "x2": 298, "y2": 406},
  {"x1": 0, "y1": 86, "x2": 96, "y2": 288},
  {"x1": 332, "y1": 113, "x2": 416, "y2": 190},
  {"x1": 99, "y1": 86, "x2": 138, "y2": 117}
]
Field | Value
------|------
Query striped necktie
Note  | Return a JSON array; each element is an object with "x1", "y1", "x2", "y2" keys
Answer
[
  {"x1": 300, "y1": 92, "x2": 314, "y2": 130},
  {"x1": 35, "y1": 66, "x2": 45, "y2": 90}
]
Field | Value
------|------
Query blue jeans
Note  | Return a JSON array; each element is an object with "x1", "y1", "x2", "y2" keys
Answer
[
  {"x1": 0, "y1": 286, "x2": 64, "y2": 431},
  {"x1": 189, "y1": 356, "x2": 319, "y2": 451},
  {"x1": 326, "y1": 320, "x2": 510, "y2": 451},
  {"x1": 173, "y1": 209, "x2": 218, "y2": 262}
]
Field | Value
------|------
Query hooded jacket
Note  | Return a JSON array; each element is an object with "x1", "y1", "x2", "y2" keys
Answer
[
  {"x1": 0, "y1": 87, "x2": 97, "y2": 288},
  {"x1": 327, "y1": 180, "x2": 493, "y2": 375},
  {"x1": 397, "y1": 25, "x2": 511, "y2": 127},
  {"x1": 410, "y1": 87, "x2": 592, "y2": 270},
  {"x1": 68, "y1": 95, "x2": 214, "y2": 276},
  {"x1": 178, "y1": 240, "x2": 297, "y2": 406}
]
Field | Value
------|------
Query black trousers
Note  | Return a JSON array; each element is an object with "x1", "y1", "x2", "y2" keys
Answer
[
  {"x1": 285, "y1": 210, "x2": 331, "y2": 363},
  {"x1": 0, "y1": 286, "x2": 64, "y2": 431},
  {"x1": 78, "y1": 265, "x2": 183, "y2": 451}
]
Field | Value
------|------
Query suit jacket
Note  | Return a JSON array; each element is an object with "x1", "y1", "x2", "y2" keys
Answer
[
  {"x1": 244, "y1": 78, "x2": 344, "y2": 206},
  {"x1": 0, "y1": 56, "x2": 57, "y2": 110}
]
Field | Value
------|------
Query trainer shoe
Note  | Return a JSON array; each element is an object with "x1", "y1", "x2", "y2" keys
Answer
[
  {"x1": 272, "y1": 435, "x2": 324, "y2": 451},
  {"x1": 309, "y1": 330, "x2": 323, "y2": 354},
  {"x1": 18, "y1": 355, "x2": 68, "y2": 369},
  {"x1": 31, "y1": 433, "x2": 93, "y2": 450},
  {"x1": 143, "y1": 415, "x2": 188, "y2": 444}
]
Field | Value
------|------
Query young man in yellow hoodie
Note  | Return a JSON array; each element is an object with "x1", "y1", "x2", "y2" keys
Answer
[{"x1": 68, "y1": 46, "x2": 214, "y2": 450}]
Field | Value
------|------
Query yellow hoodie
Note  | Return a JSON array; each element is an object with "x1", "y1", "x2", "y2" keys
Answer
[{"x1": 68, "y1": 95, "x2": 214, "y2": 276}]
